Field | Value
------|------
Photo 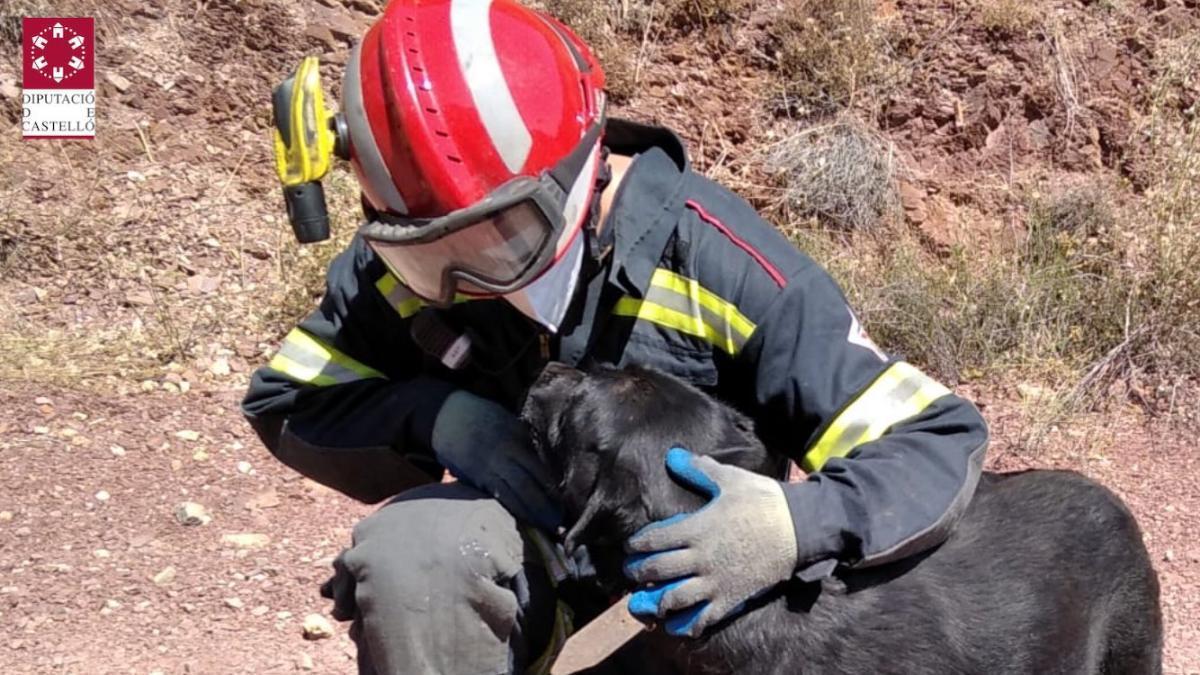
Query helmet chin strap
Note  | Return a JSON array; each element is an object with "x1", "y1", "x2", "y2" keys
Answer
[{"x1": 584, "y1": 150, "x2": 615, "y2": 274}]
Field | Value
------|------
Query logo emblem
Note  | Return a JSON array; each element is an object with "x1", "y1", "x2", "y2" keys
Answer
[
  {"x1": 21, "y1": 17, "x2": 96, "y2": 139},
  {"x1": 24, "y1": 19, "x2": 93, "y2": 87}
]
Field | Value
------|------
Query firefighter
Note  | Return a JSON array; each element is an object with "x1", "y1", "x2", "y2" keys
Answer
[{"x1": 242, "y1": 0, "x2": 989, "y2": 672}]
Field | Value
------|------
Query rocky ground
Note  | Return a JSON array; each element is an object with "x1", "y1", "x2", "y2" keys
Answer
[{"x1": 0, "y1": 0, "x2": 1196, "y2": 672}]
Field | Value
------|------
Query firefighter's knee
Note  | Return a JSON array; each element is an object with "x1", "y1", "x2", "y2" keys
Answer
[{"x1": 338, "y1": 482, "x2": 527, "y2": 674}]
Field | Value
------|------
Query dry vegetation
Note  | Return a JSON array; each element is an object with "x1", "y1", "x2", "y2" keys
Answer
[
  {"x1": 977, "y1": 0, "x2": 1043, "y2": 37},
  {"x1": 767, "y1": 0, "x2": 894, "y2": 114},
  {"x1": 764, "y1": 120, "x2": 901, "y2": 230},
  {"x1": 2, "y1": 0, "x2": 1197, "y2": 415}
]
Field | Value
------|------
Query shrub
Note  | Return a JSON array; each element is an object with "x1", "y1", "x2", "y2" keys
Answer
[
  {"x1": 766, "y1": 0, "x2": 889, "y2": 113},
  {"x1": 764, "y1": 120, "x2": 901, "y2": 230},
  {"x1": 663, "y1": 0, "x2": 753, "y2": 30},
  {"x1": 978, "y1": 0, "x2": 1042, "y2": 37},
  {"x1": 535, "y1": 0, "x2": 640, "y2": 102},
  {"x1": 790, "y1": 183, "x2": 1131, "y2": 385}
]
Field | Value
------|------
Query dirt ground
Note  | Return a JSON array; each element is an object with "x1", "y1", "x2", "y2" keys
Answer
[
  {"x1": 0, "y1": 0, "x2": 1197, "y2": 672},
  {"x1": 0, "y1": 384, "x2": 1196, "y2": 673}
]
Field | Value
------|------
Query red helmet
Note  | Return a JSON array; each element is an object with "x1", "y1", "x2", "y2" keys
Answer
[{"x1": 343, "y1": 0, "x2": 607, "y2": 306}]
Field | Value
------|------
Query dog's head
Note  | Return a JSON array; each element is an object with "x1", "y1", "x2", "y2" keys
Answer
[{"x1": 521, "y1": 363, "x2": 778, "y2": 585}]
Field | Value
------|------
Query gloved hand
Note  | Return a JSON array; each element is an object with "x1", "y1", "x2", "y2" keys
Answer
[
  {"x1": 431, "y1": 390, "x2": 562, "y2": 531},
  {"x1": 624, "y1": 448, "x2": 798, "y2": 638}
]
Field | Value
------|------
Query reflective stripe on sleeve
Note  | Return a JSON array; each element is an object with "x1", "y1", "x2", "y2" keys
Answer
[
  {"x1": 801, "y1": 362, "x2": 951, "y2": 473},
  {"x1": 375, "y1": 271, "x2": 483, "y2": 319},
  {"x1": 613, "y1": 268, "x2": 757, "y2": 355},
  {"x1": 375, "y1": 271, "x2": 424, "y2": 319},
  {"x1": 524, "y1": 527, "x2": 575, "y2": 675},
  {"x1": 267, "y1": 328, "x2": 385, "y2": 386}
]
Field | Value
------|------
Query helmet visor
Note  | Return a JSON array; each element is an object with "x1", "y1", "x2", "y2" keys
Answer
[{"x1": 367, "y1": 199, "x2": 556, "y2": 306}]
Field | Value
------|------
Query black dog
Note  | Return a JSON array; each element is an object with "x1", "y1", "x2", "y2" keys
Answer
[{"x1": 522, "y1": 363, "x2": 1162, "y2": 675}]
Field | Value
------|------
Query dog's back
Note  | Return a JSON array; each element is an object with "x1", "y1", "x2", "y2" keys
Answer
[
  {"x1": 525, "y1": 365, "x2": 1162, "y2": 674},
  {"x1": 638, "y1": 469, "x2": 1161, "y2": 675}
]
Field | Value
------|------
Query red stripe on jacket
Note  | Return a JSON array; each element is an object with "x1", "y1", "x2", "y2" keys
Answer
[{"x1": 685, "y1": 200, "x2": 788, "y2": 288}]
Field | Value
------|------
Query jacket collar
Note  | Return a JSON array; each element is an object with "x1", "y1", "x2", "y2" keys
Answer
[{"x1": 601, "y1": 118, "x2": 690, "y2": 297}]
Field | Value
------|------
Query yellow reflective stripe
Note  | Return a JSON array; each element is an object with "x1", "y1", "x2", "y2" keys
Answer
[
  {"x1": 375, "y1": 271, "x2": 480, "y2": 319},
  {"x1": 526, "y1": 529, "x2": 570, "y2": 585},
  {"x1": 649, "y1": 269, "x2": 756, "y2": 341},
  {"x1": 375, "y1": 272, "x2": 424, "y2": 319},
  {"x1": 528, "y1": 601, "x2": 574, "y2": 675},
  {"x1": 524, "y1": 527, "x2": 575, "y2": 675},
  {"x1": 613, "y1": 269, "x2": 758, "y2": 355},
  {"x1": 266, "y1": 352, "x2": 342, "y2": 387},
  {"x1": 614, "y1": 296, "x2": 742, "y2": 354},
  {"x1": 267, "y1": 328, "x2": 385, "y2": 385},
  {"x1": 802, "y1": 362, "x2": 951, "y2": 473}
]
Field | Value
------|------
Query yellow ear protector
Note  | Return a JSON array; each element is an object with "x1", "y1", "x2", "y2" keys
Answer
[{"x1": 271, "y1": 56, "x2": 350, "y2": 243}]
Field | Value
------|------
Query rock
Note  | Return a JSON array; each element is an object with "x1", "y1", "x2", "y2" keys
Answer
[
  {"x1": 152, "y1": 566, "x2": 177, "y2": 585},
  {"x1": 94, "y1": 490, "x2": 111, "y2": 502},
  {"x1": 245, "y1": 489, "x2": 281, "y2": 511},
  {"x1": 105, "y1": 72, "x2": 132, "y2": 92},
  {"x1": 301, "y1": 614, "x2": 334, "y2": 641},
  {"x1": 32, "y1": 426, "x2": 50, "y2": 435},
  {"x1": 236, "y1": 461, "x2": 253, "y2": 475},
  {"x1": 209, "y1": 358, "x2": 231, "y2": 377},
  {"x1": 192, "y1": 450, "x2": 209, "y2": 462},
  {"x1": 175, "y1": 502, "x2": 211, "y2": 526},
  {"x1": 104, "y1": 599, "x2": 121, "y2": 610},
  {"x1": 225, "y1": 597, "x2": 245, "y2": 609},
  {"x1": 33, "y1": 397, "x2": 52, "y2": 406},
  {"x1": 109, "y1": 445, "x2": 126, "y2": 457},
  {"x1": 186, "y1": 274, "x2": 221, "y2": 295},
  {"x1": 92, "y1": 549, "x2": 111, "y2": 559},
  {"x1": 0, "y1": 77, "x2": 19, "y2": 100},
  {"x1": 1164, "y1": 549, "x2": 1175, "y2": 562},
  {"x1": 898, "y1": 182, "x2": 928, "y2": 224},
  {"x1": 126, "y1": 170, "x2": 146, "y2": 183},
  {"x1": 221, "y1": 533, "x2": 271, "y2": 550},
  {"x1": 251, "y1": 605, "x2": 270, "y2": 616},
  {"x1": 175, "y1": 430, "x2": 201, "y2": 442},
  {"x1": 0, "y1": 511, "x2": 12, "y2": 522},
  {"x1": 276, "y1": 611, "x2": 293, "y2": 620},
  {"x1": 124, "y1": 290, "x2": 154, "y2": 307},
  {"x1": 1017, "y1": 383, "x2": 1049, "y2": 402},
  {"x1": 298, "y1": 652, "x2": 315, "y2": 670}
]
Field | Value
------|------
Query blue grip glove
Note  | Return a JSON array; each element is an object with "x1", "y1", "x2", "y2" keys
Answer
[
  {"x1": 430, "y1": 390, "x2": 562, "y2": 531},
  {"x1": 624, "y1": 448, "x2": 798, "y2": 638}
]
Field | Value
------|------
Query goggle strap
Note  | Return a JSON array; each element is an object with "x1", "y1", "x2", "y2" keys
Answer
[{"x1": 549, "y1": 113, "x2": 606, "y2": 193}]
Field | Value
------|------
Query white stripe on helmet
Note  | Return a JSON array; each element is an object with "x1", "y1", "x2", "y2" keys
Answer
[
  {"x1": 344, "y1": 43, "x2": 409, "y2": 215},
  {"x1": 450, "y1": 0, "x2": 533, "y2": 174}
]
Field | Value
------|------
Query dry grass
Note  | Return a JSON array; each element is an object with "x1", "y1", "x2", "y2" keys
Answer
[
  {"x1": 764, "y1": 120, "x2": 901, "y2": 230},
  {"x1": 1124, "y1": 34, "x2": 1200, "y2": 377},
  {"x1": 534, "y1": 0, "x2": 642, "y2": 101},
  {"x1": 791, "y1": 181, "x2": 1130, "y2": 386},
  {"x1": 0, "y1": 0, "x2": 61, "y2": 47},
  {"x1": 663, "y1": 0, "x2": 752, "y2": 29},
  {"x1": 766, "y1": 0, "x2": 890, "y2": 114},
  {"x1": 978, "y1": 0, "x2": 1043, "y2": 37}
]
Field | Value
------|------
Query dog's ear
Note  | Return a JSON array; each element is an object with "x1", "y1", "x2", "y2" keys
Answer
[
  {"x1": 520, "y1": 362, "x2": 585, "y2": 457},
  {"x1": 708, "y1": 406, "x2": 774, "y2": 474}
]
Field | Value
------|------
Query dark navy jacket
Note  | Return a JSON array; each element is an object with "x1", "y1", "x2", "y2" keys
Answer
[{"x1": 242, "y1": 118, "x2": 988, "y2": 572}]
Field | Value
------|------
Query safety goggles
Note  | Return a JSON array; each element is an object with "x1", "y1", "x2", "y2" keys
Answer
[{"x1": 360, "y1": 119, "x2": 604, "y2": 307}]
